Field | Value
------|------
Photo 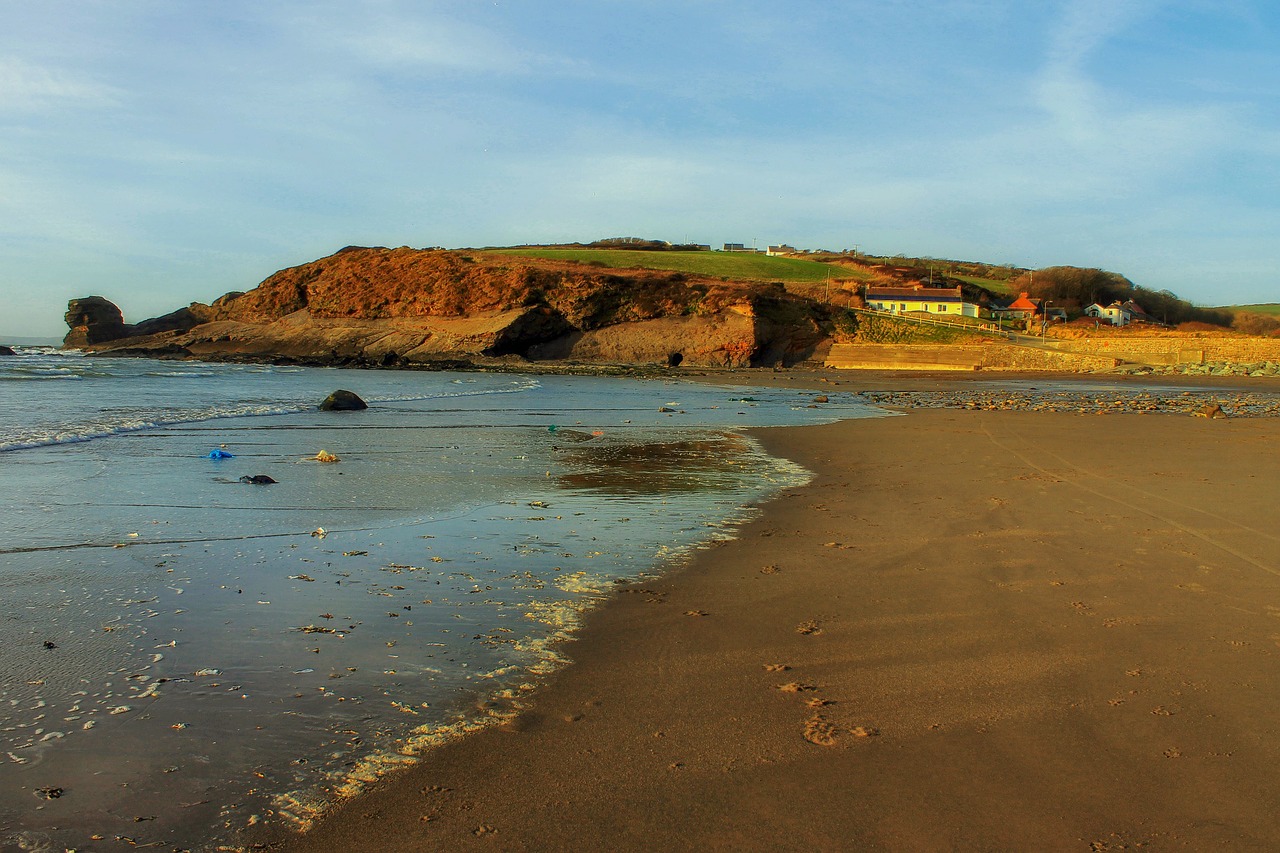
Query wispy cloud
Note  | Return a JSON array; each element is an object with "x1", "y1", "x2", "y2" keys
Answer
[{"x1": 0, "y1": 58, "x2": 120, "y2": 112}]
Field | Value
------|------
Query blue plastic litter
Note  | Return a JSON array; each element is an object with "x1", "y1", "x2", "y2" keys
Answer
[{"x1": 207, "y1": 448, "x2": 235, "y2": 459}]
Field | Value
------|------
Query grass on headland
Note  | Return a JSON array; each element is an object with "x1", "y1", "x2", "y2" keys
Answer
[
  {"x1": 485, "y1": 248, "x2": 871, "y2": 285},
  {"x1": 1224, "y1": 303, "x2": 1280, "y2": 316},
  {"x1": 953, "y1": 275, "x2": 1017, "y2": 297}
]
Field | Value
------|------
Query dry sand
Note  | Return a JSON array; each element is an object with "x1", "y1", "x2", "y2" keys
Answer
[{"x1": 261, "y1": 382, "x2": 1280, "y2": 852}]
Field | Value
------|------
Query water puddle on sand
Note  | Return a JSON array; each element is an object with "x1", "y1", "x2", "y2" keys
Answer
[{"x1": 0, "y1": 424, "x2": 813, "y2": 850}]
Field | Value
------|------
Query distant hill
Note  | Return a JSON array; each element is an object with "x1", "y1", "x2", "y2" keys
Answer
[
  {"x1": 0, "y1": 336, "x2": 62, "y2": 346},
  {"x1": 1224, "y1": 303, "x2": 1280, "y2": 316}
]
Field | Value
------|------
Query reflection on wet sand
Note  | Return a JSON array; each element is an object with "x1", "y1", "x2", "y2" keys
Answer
[{"x1": 555, "y1": 433, "x2": 756, "y2": 494}]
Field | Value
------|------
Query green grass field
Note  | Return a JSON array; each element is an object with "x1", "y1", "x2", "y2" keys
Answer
[
  {"x1": 1224, "y1": 303, "x2": 1280, "y2": 315},
  {"x1": 485, "y1": 248, "x2": 871, "y2": 284},
  {"x1": 953, "y1": 274, "x2": 1016, "y2": 296}
]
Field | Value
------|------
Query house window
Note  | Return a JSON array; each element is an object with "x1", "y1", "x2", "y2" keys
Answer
[
  {"x1": 900, "y1": 303, "x2": 907, "y2": 311},
  {"x1": 937, "y1": 304, "x2": 946, "y2": 312}
]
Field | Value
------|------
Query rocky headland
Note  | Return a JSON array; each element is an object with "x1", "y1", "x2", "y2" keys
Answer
[{"x1": 63, "y1": 246, "x2": 832, "y2": 369}]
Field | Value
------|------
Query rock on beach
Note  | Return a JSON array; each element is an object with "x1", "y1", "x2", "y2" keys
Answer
[{"x1": 320, "y1": 390, "x2": 368, "y2": 411}]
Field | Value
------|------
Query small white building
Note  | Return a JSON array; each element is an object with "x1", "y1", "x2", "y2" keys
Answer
[{"x1": 1085, "y1": 302, "x2": 1131, "y2": 326}]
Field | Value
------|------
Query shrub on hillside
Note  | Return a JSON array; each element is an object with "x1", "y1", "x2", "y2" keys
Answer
[{"x1": 1232, "y1": 312, "x2": 1280, "y2": 336}]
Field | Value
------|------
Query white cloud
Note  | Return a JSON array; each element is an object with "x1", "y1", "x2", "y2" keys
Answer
[
  {"x1": 0, "y1": 57, "x2": 120, "y2": 112},
  {"x1": 284, "y1": 5, "x2": 583, "y2": 77}
]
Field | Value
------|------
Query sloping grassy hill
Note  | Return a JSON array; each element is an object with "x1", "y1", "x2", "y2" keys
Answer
[
  {"x1": 953, "y1": 274, "x2": 1017, "y2": 297},
  {"x1": 485, "y1": 248, "x2": 871, "y2": 284},
  {"x1": 1225, "y1": 303, "x2": 1280, "y2": 316}
]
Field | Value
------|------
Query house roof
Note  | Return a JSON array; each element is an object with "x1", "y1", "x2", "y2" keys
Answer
[
  {"x1": 1004, "y1": 292, "x2": 1039, "y2": 311},
  {"x1": 865, "y1": 285, "x2": 964, "y2": 301}
]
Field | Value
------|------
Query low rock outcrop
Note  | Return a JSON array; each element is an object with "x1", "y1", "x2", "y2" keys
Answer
[
  {"x1": 65, "y1": 246, "x2": 835, "y2": 368},
  {"x1": 0, "y1": 345, "x2": 15, "y2": 356}
]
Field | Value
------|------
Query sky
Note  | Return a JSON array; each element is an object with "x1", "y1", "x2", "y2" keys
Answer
[{"x1": 2, "y1": 0, "x2": 1278, "y2": 338}]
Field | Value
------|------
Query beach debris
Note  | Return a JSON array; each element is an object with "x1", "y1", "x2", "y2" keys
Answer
[
  {"x1": 108, "y1": 705, "x2": 132, "y2": 715},
  {"x1": 684, "y1": 609, "x2": 708, "y2": 617},
  {"x1": 473, "y1": 825, "x2": 498, "y2": 837},
  {"x1": 851, "y1": 726, "x2": 880, "y2": 737},
  {"x1": 35, "y1": 786, "x2": 64, "y2": 799},
  {"x1": 795, "y1": 620, "x2": 823, "y2": 635},
  {"x1": 313, "y1": 449, "x2": 340, "y2": 463},
  {"x1": 289, "y1": 574, "x2": 316, "y2": 582},
  {"x1": 297, "y1": 625, "x2": 346, "y2": 635},
  {"x1": 42, "y1": 640, "x2": 57, "y2": 649},
  {"x1": 207, "y1": 448, "x2": 235, "y2": 459},
  {"x1": 311, "y1": 527, "x2": 327, "y2": 538},
  {"x1": 1194, "y1": 403, "x2": 1228, "y2": 419},
  {"x1": 240, "y1": 474, "x2": 277, "y2": 485},
  {"x1": 320, "y1": 389, "x2": 368, "y2": 411},
  {"x1": 763, "y1": 664, "x2": 790, "y2": 672},
  {"x1": 760, "y1": 564, "x2": 780, "y2": 574},
  {"x1": 194, "y1": 668, "x2": 221, "y2": 677},
  {"x1": 343, "y1": 550, "x2": 368, "y2": 557},
  {"x1": 813, "y1": 395, "x2": 829, "y2": 403}
]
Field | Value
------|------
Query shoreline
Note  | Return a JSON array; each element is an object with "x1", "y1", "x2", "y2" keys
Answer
[{"x1": 250, "y1": 390, "x2": 1280, "y2": 851}]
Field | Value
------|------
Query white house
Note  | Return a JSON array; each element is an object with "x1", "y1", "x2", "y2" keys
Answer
[{"x1": 1085, "y1": 302, "x2": 1131, "y2": 326}]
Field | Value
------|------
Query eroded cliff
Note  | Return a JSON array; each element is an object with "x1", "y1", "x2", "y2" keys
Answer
[{"x1": 66, "y1": 246, "x2": 834, "y2": 368}]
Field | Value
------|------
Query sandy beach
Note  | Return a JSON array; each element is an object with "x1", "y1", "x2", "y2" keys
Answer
[{"x1": 259, "y1": 375, "x2": 1280, "y2": 852}]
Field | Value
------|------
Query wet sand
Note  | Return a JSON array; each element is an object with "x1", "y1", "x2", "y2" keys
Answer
[{"x1": 261, "y1": 381, "x2": 1280, "y2": 851}]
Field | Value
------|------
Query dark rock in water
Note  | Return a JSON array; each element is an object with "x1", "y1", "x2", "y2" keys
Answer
[
  {"x1": 320, "y1": 389, "x2": 368, "y2": 411},
  {"x1": 0, "y1": 345, "x2": 15, "y2": 356},
  {"x1": 240, "y1": 474, "x2": 277, "y2": 485},
  {"x1": 131, "y1": 304, "x2": 210, "y2": 337},
  {"x1": 64, "y1": 296, "x2": 131, "y2": 347}
]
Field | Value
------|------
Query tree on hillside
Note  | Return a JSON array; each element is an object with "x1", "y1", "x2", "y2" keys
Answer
[
  {"x1": 1014, "y1": 266, "x2": 1230, "y2": 327},
  {"x1": 1013, "y1": 266, "x2": 1134, "y2": 310}
]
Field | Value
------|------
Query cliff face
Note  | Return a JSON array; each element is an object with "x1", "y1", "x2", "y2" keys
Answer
[{"x1": 67, "y1": 246, "x2": 833, "y2": 368}]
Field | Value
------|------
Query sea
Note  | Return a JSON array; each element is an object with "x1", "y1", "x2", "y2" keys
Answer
[{"x1": 0, "y1": 348, "x2": 882, "y2": 851}]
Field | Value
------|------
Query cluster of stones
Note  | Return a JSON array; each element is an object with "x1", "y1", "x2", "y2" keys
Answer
[
  {"x1": 857, "y1": 389, "x2": 1280, "y2": 417},
  {"x1": 1110, "y1": 361, "x2": 1280, "y2": 379}
]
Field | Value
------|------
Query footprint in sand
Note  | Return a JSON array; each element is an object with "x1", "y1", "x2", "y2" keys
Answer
[
  {"x1": 776, "y1": 682, "x2": 817, "y2": 694},
  {"x1": 803, "y1": 717, "x2": 879, "y2": 746},
  {"x1": 803, "y1": 715, "x2": 839, "y2": 746}
]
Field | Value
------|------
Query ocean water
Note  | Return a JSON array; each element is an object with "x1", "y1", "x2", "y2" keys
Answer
[{"x1": 0, "y1": 349, "x2": 881, "y2": 850}]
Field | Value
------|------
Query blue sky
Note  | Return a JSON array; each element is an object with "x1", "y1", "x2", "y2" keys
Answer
[{"x1": 2, "y1": 0, "x2": 1277, "y2": 338}]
